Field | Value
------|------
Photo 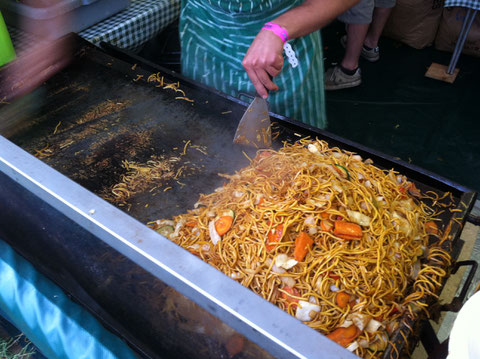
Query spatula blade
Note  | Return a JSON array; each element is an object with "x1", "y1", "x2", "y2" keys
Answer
[{"x1": 233, "y1": 96, "x2": 272, "y2": 148}]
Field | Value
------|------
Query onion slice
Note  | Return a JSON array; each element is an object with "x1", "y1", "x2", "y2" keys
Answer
[
  {"x1": 304, "y1": 215, "x2": 315, "y2": 225},
  {"x1": 308, "y1": 143, "x2": 319, "y2": 154},
  {"x1": 295, "y1": 301, "x2": 320, "y2": 322},
  {"x1": 156, "y1": 219, "x2": 175, "y2": 227},
  {"x1": 365, "y1": 318, "x2": 383, "y2": 333},
  {"x1": 275, "y1": 254, "x2": 298, "y2": 270},
  {"x1": 209, "y1": 220, "x2": 221, "y2": 245},
  {"x1": 315, "y1": 277, "x2": 322, "y2": 292},
  {"x1": 280, "y1": 276, "x2": 296, "y2": 287},
  {"x1": 346, "y1": 341, "x2": 359, "y2": 352},
  {"x1": 411, "y1": 260, "x2": 421, "y2": 280},
  {"x1": 350, "y1": 313, "x2": 371, "y2": 331}
]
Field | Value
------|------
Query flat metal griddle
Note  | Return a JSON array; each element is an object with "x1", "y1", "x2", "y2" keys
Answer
[
  {"x1": 0, "y1": 35, "x2": 477, "y2": 359},
  {"x1": 5, "y1": 44, "x2": 258, "y2": 224}
]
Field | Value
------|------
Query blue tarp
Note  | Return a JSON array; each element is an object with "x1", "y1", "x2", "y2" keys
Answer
[{"x1": 0, "y1": 238, "x2": 138, "y2": 359}]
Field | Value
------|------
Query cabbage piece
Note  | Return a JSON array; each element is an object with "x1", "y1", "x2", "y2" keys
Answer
[
  {"x1": 365, "y1": 318, "x2": 383, "y2": 333},
  {"x1": 295, "y1": 301, "x2": 320, "y2": 322},
  {"x1": 346, "y1": 210, "x2": 371, "y2": 226},
  {"x1": 348, "y1": 313, "x2": 371, "y2": 331},
  {"x1": 275, "y1": 254, "x2": 298, "y2": 270},
  {"x1": 346, "y1": 341, "x2": 359, "y2": 352},
  {"x1": 209, "y1": 220, "x2": 221, "y2": 245}
]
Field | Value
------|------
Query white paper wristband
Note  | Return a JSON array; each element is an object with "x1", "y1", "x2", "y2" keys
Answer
[{"x1": 283, "y1": 42, "x2": 298, "y2": 68}]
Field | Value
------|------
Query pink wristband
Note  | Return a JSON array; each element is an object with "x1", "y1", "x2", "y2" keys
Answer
[{"x1": 262, "y1": 22, "x2": 289, "y2": 43}]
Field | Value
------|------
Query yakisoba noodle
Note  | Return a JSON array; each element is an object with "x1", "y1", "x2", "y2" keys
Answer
[{"x1": 150, "y1": 139, "x2": 452, "y2": 358}]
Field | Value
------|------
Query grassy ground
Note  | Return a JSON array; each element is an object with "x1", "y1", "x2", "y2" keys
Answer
[
  {"x1": 0, "y1": 317, "x2": 40, "y2": 359},
  {"x1": 0, "y1": 337, "x2": 36, "y2": 359}
]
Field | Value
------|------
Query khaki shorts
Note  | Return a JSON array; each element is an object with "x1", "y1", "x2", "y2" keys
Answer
[{"x1": 338, "y1": 0, "x2": 396, "y2": 24}]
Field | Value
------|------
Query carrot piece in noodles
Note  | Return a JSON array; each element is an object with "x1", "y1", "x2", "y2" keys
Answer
[
  {"x1": 215, "y1": 216, "x2": 233, "y2": 236},
  {"x1": 333, "y1": 221, "x2": 362, "y2": 240},
  {"x1": 327, "y1": 325, "x2": 361, "y2": 347},
  {"x1": 294, "y1": 232, "x2": 313, "y2": 261},
  {"x1": 425, "y1": 221, "x2": 439, "y2": 235},
  {"x1": 185, "y1": 220, "x2": 197, "y2": 227},
  {"x1": 336, "y1": 292, "x2": 350, "y2": 308},
  {"x1": 320, "y1": 220, "x2": 333, "y2": 232},
  {"x1": 266, "y1": 224, "x2": 284, "y2": 251},
  {"x1": 328, "y1": 272, "x2": 340, "y2": 280},
  {"x1": 281, "y1": 286, "x2": 300, "y2": 308},
  {"x1": 225, "y1": 334, "x2": 245, "y2": 358}
]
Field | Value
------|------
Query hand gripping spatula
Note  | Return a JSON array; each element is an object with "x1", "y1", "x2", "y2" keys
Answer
[{"x1": 233, "y1": 94, "x2": 272, "y2": 148}]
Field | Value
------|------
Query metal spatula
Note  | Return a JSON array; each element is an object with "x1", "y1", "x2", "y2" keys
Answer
[{"x1": 233, "y1": 94, "x2": 272, "y2": 148}]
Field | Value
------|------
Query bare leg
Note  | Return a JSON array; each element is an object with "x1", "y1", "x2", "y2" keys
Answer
[
  {"x1": 364, "y1": 7, "x2": 393, "y2": 49},
  {"x1": 341, "y1": 23, "x2": 370, "y2": 71}
]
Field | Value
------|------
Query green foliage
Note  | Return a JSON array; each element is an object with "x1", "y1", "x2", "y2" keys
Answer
[{"x1": 0, "y1": 335, "x2": 36, "y2": 359}]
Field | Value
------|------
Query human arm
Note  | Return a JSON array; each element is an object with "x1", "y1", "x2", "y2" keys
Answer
[
  {"x1": 242, "y1": 0, "x2": 360, "y2": 98},
  {"x1": 0, "y1": 13, "x2": 71, "y2": 103}
]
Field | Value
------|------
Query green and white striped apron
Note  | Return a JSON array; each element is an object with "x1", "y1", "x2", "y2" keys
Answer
[{"x1": 179, "y1": 0, "x2": 327, "y2": 129}]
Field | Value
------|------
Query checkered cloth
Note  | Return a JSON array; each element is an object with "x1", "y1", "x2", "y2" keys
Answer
[
  {"x1": 79, "y1": 0, "x2": 181, "y2": 51},
  {"x1": 7, "y1": 25, "x2": 45, "y2": 53},
  {"x1": 8, "y1": 0, "x2": 180, "y2": 54},
  {"x1": 444, "y1": 0, "x2": 480, "y2": 10}
]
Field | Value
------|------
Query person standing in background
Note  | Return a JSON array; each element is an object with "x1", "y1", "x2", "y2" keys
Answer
[
  {"x1": 180, "y1": 0, "x2": 358, "y2": 130},
  {"x1": 325, "y1": 0, "x2": 396, "y2": 90}
]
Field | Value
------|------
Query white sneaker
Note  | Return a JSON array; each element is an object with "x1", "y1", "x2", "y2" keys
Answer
[{"x1": 324, "y1": 65, "x2": 362, "y2": 91}]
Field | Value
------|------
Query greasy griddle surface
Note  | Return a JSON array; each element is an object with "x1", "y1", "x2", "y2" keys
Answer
[{"x1": 7, "y1": 46, "x2": 275, "y2": 223}]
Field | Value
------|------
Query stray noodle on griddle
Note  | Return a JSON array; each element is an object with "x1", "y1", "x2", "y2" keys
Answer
[{"x1": 150, "y1": 139, "x2": 452, "y2": 358}]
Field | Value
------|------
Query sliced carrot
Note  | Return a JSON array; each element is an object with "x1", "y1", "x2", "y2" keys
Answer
[
  {"x1": 185, "y1": 220, "x2": 197, "y2": 227},
  {"x1": 266, "y1": 224, "x2": 284, "y2": 251},
  {"x1": 257, "y1": 196, "x2": 265, "y2": 207},
  {"x1": 335, "y1": 292, "x2": 350, "y2": 308},
  {"x1": 225, "y1": 334, "x2": 245, "y2": 358},
  {"x1": 398, "y1": 185, "x2": 408, "y2": 199},
  {"x1": 333, "y1": 164, "x2": 350, "y2": 180},
  {"x1": 215, "y1": 216, "x2": 233, "y2": 236},
  {"x1": 294, "y1": 232, "x2": 313, "y2": 261},
  {"x1": 320, "y1": 220, "x2": 333, "y2": 232},
  {"x1": 188, "y1": 249, "x2": 201, "y2": 257},
  {"x1": 320, "y1": 212, "x2": 330, "y2": 219},
  {"x1": 257, "y1": 150, "x2": 273, "y2": 159},
  {"x1": 327, "y1": 325, "x2": 361, "y2": 347},
  {"x1": 407, "y1": 182, "x2": 421, "y2": 197},
  {"x1": 328, "y1": 272, "x2": 340, "y2": 280},
  {"x1": 281, "y1": 286, "x2": 300, "y2": 308},
  {"x1": 333, "y1": 221, "x2": 362, "y2": 240},
  {"x1": 388, "y1": 305, "x2": 400, "y2": 317},
  {"x1": 256, "y1": 169, "x2": 272, "y2": 177},
  {"x1": 425, "y1": 221, "x2": 439, "y2": 235}
]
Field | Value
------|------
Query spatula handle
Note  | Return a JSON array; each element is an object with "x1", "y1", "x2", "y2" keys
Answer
[{"x1": 238, "y1": 75, "x2": 273, "y2": 101}]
